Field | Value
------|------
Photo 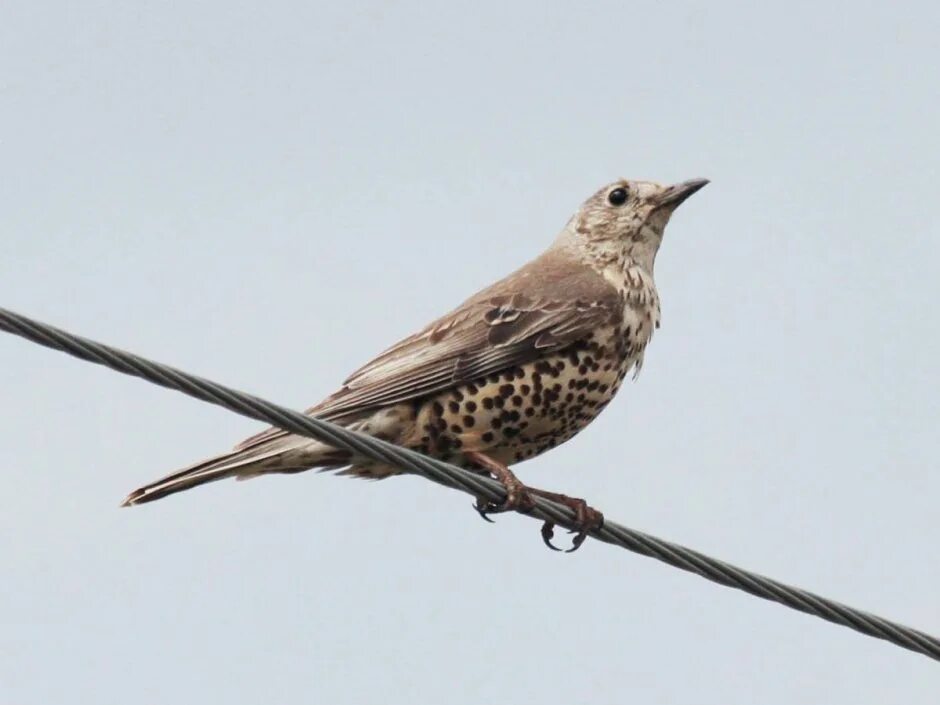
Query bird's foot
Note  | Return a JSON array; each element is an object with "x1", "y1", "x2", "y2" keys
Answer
[
  {"x1": 528, "y1": 489, "x2": 604, "y2": 553},
  {"x1": 465, "y1": 451, "x2": 536, "y2": 521},
  {"x1": 464, "y1": 450, "x2": 601, "y2": 552}
]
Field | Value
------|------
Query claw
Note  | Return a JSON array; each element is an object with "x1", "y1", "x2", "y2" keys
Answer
[
  {"x1": 541, "y1": 521, "x2": 562, "y2": 551},
  {"x1": 563, "y1": 507, "x2": 604, "y2": 552},
  {"x1": 473, "y1": 498, "x2": 496, "y2": 523},
  {"x1": 536, "y1": 495, "x2": 604, "y2": 552},
  {"x1": 566, "y1": 530, "x2": 588, "y2": 553}
]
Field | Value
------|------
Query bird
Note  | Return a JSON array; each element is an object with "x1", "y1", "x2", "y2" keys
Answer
[{"x1": 122, "y1": 177, "x2": 708, "y2": 550}]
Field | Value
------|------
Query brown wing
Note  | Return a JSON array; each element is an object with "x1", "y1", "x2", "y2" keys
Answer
[{"x1": 234, "y1": 250, "x2": 620, "y2": 451}]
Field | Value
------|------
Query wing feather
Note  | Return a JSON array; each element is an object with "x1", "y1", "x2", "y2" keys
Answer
[{"x1": 234, "y1": 251, "x2": 620, "y2": 452}]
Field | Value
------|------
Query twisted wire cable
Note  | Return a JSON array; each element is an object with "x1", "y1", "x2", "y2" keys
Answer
[{"x1": 1, "y1": 305, "x2": 937, "y2": 662}]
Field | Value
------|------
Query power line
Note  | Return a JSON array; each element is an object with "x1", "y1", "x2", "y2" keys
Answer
[{"x1": 1, "y1": 305, "x2": 938, "y2": 662}]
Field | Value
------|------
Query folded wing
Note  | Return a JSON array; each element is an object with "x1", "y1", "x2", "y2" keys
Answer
[{"x1": 235, "y1": 250, "x2": 621, "y2": 452}]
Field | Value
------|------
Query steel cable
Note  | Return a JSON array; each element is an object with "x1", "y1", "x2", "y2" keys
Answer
[{"x1": 1, "y1": 306, "x2": 937, "y2": 662}]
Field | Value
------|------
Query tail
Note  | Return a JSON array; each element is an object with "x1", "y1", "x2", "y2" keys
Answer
[{"x1": 121, "y1": 438, "x2": 349, "y2": 507}]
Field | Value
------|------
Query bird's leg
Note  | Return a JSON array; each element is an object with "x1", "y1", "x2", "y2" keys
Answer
[
  {"x1": 526, "y1": 488, "x2": 604, "y2": 553},
  {"x1": 464, "y1": 450, "x2": 536, "y2": 521},
  {"x1": 464, "y1": 450, "x2": 602, "y2": 552}
]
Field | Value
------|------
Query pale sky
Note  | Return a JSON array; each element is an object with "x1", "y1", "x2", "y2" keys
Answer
[{"x1": 2, "y1": 2, "x2": 939, "y2": 703}]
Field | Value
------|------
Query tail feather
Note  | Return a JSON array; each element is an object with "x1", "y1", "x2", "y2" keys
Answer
[
  {"x1": 121, "y1": 441, "x2": 349, "y2": 507},
  {"x1": 122, "y1": 409, "x2": 410, "y2": 506}
]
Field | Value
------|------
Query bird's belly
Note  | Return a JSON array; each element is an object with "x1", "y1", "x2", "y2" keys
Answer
[{"x1": 413, "y1": 329, "x2": 641, "y2": 467}]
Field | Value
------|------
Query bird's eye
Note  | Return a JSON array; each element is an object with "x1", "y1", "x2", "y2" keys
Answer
[{"x1": 607, "y1": 187, "x2": 629, "y2": 206}]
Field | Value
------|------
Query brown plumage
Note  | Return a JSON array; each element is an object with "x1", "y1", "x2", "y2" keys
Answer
[{"x1": 122, "y1": 177, "x2": 707, "y2": 548}]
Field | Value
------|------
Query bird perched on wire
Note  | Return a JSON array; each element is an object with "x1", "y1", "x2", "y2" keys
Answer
[{"x1": 123, "y1": 177, "x2": 708, "y2": 550}]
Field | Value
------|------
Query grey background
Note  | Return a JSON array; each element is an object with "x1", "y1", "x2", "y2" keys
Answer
[{"x1": 2, "y1": 1, "x2": 938, "y2": 703}]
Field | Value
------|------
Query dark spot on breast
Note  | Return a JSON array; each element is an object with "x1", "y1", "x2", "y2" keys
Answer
[
  {"x1": 511, "y1": 395, "x2": 523, "y2": 407},
  {"x1": 448, "y1": 401, "x2": 460, "y2": 413},
  {"x1": 520, "y1": 384, "x2": 531, "y2": 395},
  {"x1": 482, "y1": 431, "x2": 494, "y2": 443},
  {"x1": 491, "y1": 417, "x2": 503, "y2": 429},
  {"x1": 499, "y1": 384, "x2": 515, "y2": 398},
  {"x1": 466, "y1": 383, "x2": 478, "y2": 395},
  {"x1": 450, "y1": 424, "x2": 462, "y2": 434},
  {"x1": 465, "y1": 400, "x2": 477, "y2": 412},
  {"x1": 502, "y1": 427, "x2": 520, "y2": 438},
  {"x1": 463, "y1": 415, "x2": 476, "y2": 427},
  {"x1": 482, "y1": 397, "x2": 494, "y2": 410},
  {"x1": 431, "y1": 402, "x2": 443, "y2": 416},
  {"x1": 535, "y1": 360, "x2": 552, "y2": 374}
]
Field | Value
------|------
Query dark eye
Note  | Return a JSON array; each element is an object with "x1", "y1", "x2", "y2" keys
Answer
[{"x1": 607, "y1": 187, "x2": 629, "y2": 206}]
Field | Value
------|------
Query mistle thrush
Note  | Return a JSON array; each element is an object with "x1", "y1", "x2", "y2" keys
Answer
[{"x1": 123, "y1": 177, "x2": 708, "y2": 550}]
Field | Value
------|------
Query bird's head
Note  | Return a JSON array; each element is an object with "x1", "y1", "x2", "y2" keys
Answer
[{"x1": 559, "y1": 178, "x2": 708, "y2": 272}]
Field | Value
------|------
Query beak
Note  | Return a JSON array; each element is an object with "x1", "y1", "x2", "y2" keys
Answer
[{"x1": 653, "y1": 178, "x2": 709, "y2": 209}]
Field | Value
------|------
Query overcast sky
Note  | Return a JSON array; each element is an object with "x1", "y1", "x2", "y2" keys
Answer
[{"x1": 2, "y1": 2, "x2": 939, "y2": 703}]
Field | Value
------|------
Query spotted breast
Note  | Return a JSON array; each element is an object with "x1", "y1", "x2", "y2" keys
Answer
[{"x1": 407, "y1": 260, "x2": 660, "y2": 471}]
